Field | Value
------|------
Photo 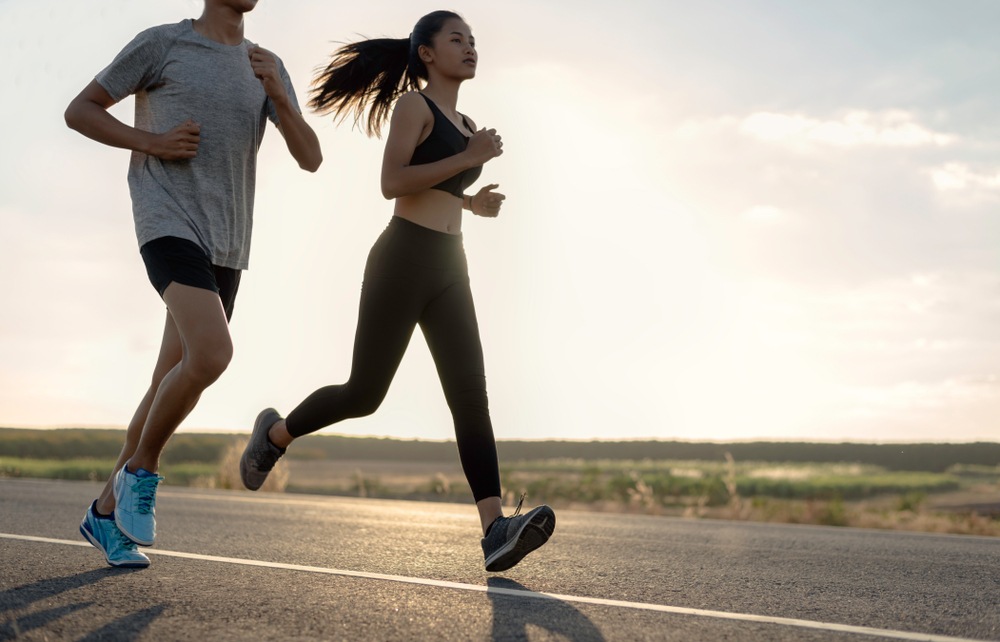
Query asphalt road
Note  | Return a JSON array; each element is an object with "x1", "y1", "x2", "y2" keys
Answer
[{"x1": 1, "y1": 478, "x2": 998, "y2": 641}]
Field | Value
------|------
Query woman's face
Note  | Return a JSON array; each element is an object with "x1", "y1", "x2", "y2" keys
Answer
[{"x1": 426, "y1": 18, "x2": 477, "y2": 80}]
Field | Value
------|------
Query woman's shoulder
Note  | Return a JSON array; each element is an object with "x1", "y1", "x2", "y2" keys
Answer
[
  {"x1": 391, "y1": 91, "x2": 434, "y2": 128},
  {"x1": 395, "y1": 91, "x2": 430, "y2": 111}
]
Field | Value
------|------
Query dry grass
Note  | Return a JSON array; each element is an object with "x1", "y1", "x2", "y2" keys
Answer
[
  {"x1": 536, "y1": 496, "x2": 1000, "y2": 536},
  {"x1": 5, "y1": 448, "x2": 996, "y2": 536},
  {"x1": 190, "y1": 438, "x2": 289, "y2": 492},
  {"x1": 672, "y1": 484, "x2": 1000, "y2": 536},
  {"x1": 286, "y1": 459, "x2": 467, "y2": 492},
  {"x1": 849, "y1": 507, "x2": 1000, "y2": 536}
]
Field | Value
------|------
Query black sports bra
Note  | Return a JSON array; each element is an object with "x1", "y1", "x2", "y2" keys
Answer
[{"x1": 408, "y1": 93, "x2": 483, "y2": 198}]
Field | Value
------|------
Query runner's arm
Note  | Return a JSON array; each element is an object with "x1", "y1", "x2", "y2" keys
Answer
[
  {"x1": 65, "y1": 80, "x2": 155, "y2": 154},
  {"x1": 250, "y1": 46, "x2": 322, "y2": 173},
  {"x1": 65, "y1": 80, "x2": 199, "y2": 160},
  {"x1": 273, "y1": 105, "x2": 322, "y2": 173},
  {"x1": 380, "y1": 93, "x2": 489, "y2": 200}
]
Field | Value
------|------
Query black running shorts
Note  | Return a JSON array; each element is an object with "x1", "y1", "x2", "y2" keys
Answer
[{"x1": 139, "y1": 236, "x2": 241, "y2": 322}]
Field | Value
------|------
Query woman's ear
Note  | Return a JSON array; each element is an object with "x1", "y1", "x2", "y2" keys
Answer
[{"x1": 418, "y1": 44, "x2": 434, "y2": 64}]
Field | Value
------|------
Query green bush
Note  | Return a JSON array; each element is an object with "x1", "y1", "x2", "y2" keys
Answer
[
  {"x1": 0, "y1": 457, "x2": 116, "y2": 481},
  {"x1": 817, "y1": 496, "x2": 848, "y2": 526},
  {"x1": 0, "y1": 457, "x2": 216, "y2": 486},
  {"x1": 896, "y1": 492, "x2": 927, "y2": 512},
  {"x1": 732, "y1": 473, "x2": 958, "y2": 500}
]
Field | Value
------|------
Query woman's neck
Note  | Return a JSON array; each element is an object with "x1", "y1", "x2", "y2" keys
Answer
[{"x1": 421, "y1": 77, "x2": 462, "y2": 114}]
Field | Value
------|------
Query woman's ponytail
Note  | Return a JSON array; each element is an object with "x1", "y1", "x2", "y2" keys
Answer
[
  {"x1": 308, "y1": 10, "x2": 462, "y2": 138},
  {"x1": 308, "y1": 37, "x2": 413, "y2": 138}
]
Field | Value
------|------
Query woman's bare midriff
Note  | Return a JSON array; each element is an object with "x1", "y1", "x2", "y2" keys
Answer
[{"x1": 393, "y1": 189, "x2": 464, "y2": 234}]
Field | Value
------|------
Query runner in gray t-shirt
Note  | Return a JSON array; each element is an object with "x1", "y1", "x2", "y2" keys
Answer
[{"x1": 65, "y1": 0, "x2": 322, "y2": 568}]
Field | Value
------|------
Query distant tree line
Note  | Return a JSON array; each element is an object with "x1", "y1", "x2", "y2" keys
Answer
[{"x1": 1, "y1": 427, "x2": 998, "y2": 473}]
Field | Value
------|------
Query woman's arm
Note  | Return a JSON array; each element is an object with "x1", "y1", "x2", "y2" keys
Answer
[
  {"x1": 64, "y1": 80, "x2": 200, "y2": 159},
  {"x1": 458, "y1": 114, "x2": 506, "y2": 218},
  {"x1": 380, "y1": 92, "x2": 502, "y2": 200}
]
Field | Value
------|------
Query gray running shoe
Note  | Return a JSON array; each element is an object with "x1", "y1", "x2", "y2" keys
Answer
[
  {"x1": 482, "y1": 496, "x2": 555, "y2": 572},
  {"x1": 240, "y1": 408, "x2": 285, "y2": 491}
]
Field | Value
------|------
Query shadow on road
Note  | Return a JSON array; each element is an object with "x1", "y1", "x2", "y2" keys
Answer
[
  {"x1": 0, "y1": 567, "x2": 138, "y2": 614},
  {"x1": 0, "y1": 567, "x2": 161, "y2": 642},
  {"x1": 75, "y1": 604, "x2": 166, "y2": 642},
  {"x1": 487, "y1": 578, "x2": 606, "y2": 642},
  {"x1": 1, "y1": 602, "x2": 92, "y2": 641}
]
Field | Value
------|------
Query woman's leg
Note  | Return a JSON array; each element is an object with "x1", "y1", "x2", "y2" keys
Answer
[
  {"x1": 271, "y1": 272, "x2": 426, "y2": 444},
  {"x1": 418, "y1": 279, "x2": 503, "y2": 535}
]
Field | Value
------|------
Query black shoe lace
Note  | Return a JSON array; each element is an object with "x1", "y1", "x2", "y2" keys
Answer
[
  {"x1": 510, "y1": 492, "x2": 526, "y2": 518},
  {"x1": 256, "y1": 444, "x2": 280, "y2": 472}
]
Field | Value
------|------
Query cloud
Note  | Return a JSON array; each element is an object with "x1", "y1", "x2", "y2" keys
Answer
[
  {"x1": 675, "y1": 110, "x2": 956, "y2": 155},
  {"x1": 930, "y1": 163, "x2": 1000, "y2": 191},
  {"x1": 739, "y1": 110, "x2": 955, "y2": 148}
]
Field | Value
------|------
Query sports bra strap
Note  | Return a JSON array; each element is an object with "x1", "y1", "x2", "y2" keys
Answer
[{"x1": 418, "y1": 92, "x2": 474, "y2": 137}]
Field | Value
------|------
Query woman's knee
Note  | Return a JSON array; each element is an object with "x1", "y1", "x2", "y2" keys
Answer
[
  {"x1": 350, "y1": 392, "x2": 385, "y2": 418},
  {"x1": 340, "y1": 380, "x2": 389, "y2": 418}
]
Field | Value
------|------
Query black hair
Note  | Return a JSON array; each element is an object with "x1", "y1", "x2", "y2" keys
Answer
[{"x1": 308, "y1": 10, "x2": 464, "y2": 138}]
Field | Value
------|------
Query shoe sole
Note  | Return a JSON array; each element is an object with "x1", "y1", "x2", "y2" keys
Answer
[
  {"x1": 485, "y1": 507, "x2": 556, "y2": 572},
  {"x1": 79, "y1": 522, "x2": 150, "y2": 568},
  {"x1": 241, "y1": 408, "x2": 281, "y2": 491},
  {"x1": 112, "y1": 465, "x2": 155, "y2": 547}
]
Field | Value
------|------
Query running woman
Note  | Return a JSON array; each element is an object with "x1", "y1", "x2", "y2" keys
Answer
[
  {"x1": 65, "y1": 0, "x2": 322, "y2": 568},
  {"x1": 240, "y1": 10, "x2": 555, "y2": 572}
]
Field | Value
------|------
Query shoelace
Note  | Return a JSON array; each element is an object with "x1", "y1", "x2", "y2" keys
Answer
[
  {"x1": 510, "y1": 493, "x2": 526, "y2": 518},
  {"x1": 255, "y1": 442, "x2": 280, "y2": 472},
  {"x1": 487, "y1": 493, "x2": 528, "y2": 544},
  {"x1": 131, "y1": 475, "x2": 163, "y2": 515},
  {"x1": 110, "y1": 523, "x2": 138, "y2": 553}
]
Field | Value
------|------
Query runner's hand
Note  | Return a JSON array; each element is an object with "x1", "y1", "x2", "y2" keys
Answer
[
  {"x1": 472, "y1": 184, "x2": 505, "y2": 218},
  {"x1": 465, "y1": 128, "x2": 504, "y2": 166},
  {"x1": 248, "y1": 45, "x2": 288, "y2": 103},
  {"x1": 147, "y1": 119, "x2": 200, "y2": 160}
]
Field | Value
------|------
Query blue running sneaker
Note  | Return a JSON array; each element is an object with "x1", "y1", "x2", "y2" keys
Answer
[
  {"x1": 481, "y1": 495, "x2": 556, "y2": 572},
  {"x1": 113, "y1": 462, "x2": 163, "y2": 546},
  {"x1": 79, "y1": 500, "x2": 150, "y2": 568}
]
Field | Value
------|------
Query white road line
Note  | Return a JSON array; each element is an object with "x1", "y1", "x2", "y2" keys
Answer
[{"x1": 1, "y1": 532, "x2": 989, "y2": 642}]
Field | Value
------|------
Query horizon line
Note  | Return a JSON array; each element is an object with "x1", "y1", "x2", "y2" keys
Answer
[{"x1": 1, "y1": 425, "x2": 998, "y2": 446}]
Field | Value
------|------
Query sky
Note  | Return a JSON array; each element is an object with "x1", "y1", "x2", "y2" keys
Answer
[{"x1": 1, "y1": 0, "x2": 999, "y2": 443}]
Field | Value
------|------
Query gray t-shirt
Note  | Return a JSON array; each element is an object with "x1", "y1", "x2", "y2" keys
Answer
[{"x1": 96, "y1": 19, "x2": 300, "y2": 270}]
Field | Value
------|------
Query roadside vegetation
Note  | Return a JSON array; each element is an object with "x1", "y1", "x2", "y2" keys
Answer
[{"x1": 2, "y1": 428, "x2": 998, "y2": 536}]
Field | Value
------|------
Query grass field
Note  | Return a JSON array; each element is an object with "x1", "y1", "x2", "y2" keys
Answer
[
  {"x1": 0, "y1": 457, "x2": 218, "y2": 486},
  {"x1": 3, "y1": 436, "x2": 998, "y2": 537},
  {"x1": 2, "y1": 455, "x2": 993, "y2": 500}
]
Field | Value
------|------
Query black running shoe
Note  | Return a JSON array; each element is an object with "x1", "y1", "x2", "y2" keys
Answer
[
  {"x1": 481, "y1": 495, "x2": 556, "y2": 572},
  {"x1": 240, "y1": 408, "x2": 285, "y2": 491}
]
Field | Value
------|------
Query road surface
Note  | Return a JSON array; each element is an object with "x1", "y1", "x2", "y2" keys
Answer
[{"x1": 1, "y1": 478, "x2": 998, "y2": 641}]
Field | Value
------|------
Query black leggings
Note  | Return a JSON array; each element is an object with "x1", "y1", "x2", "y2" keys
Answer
[{"x1": 285, "y1": 216, "x2": 502, "y2": 502}]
